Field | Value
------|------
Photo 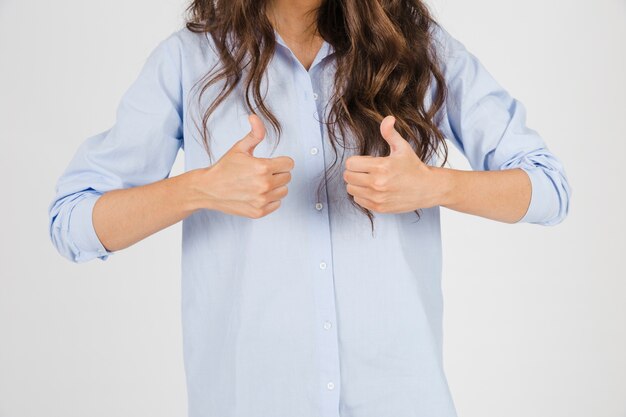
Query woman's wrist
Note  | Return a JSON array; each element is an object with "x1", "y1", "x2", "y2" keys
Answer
[
  {"x1": 173, "y1": 168, "x2": 216, "y2": 215},
  {"x1": 429, "y1": 166, "x2": 459, "y2": 208}
]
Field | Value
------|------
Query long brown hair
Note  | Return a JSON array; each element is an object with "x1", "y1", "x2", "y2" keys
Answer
[{"x1": 185, "y1": 0, "x2": 449, "y2": 232}]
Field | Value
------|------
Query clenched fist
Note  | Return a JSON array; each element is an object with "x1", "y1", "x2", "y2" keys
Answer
[
  {"x1": 191, "y1": 114, "x2": 295, "y2": 218},
  {"x1": 343, "y1": 115, "x2": 446, "y2": 214}
]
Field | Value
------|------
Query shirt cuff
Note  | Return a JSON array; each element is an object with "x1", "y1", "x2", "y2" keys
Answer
[
  {"x1": 516, "y1": 165, "x2": 559, "y2": 225},
  {"x1": 70, "y1": 193, "x2": 113, "y2": 262}
]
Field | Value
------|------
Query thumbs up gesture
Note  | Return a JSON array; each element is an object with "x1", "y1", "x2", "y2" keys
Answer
[
  {"x1": 343, "y1": 115, "x2": 446, "y2": 214},
  {"x1": 194, "y1": 114, "x2": 295, "y2": 218}
]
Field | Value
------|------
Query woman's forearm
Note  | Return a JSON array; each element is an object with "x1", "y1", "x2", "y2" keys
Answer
[
  {"x1": 91, "y1": 116, "x2": 296, "y2": 253},
  {"x1": 92, "y1": 170, "x2": 202, "y2": 252},
  {"x1": 437, "y1": 167, "x2": 532, "y2": 223}
]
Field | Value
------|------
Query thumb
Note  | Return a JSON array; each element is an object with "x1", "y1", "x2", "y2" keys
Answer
[
  {"x1": 380, "y1": 115, "x2": 412, "y2": 156},
  {"x1": 233, "y1": 114, "x2": 266, "y2": 155}
]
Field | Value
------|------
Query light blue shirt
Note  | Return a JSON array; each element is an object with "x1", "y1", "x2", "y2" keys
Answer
[{"x1": 48, "y1": 22, "x2": 571, "y2": 417}]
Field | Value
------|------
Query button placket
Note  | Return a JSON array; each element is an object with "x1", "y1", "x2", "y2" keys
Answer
[{"x1": 295, "y1": 67, "x2": 342, "y2": 417}]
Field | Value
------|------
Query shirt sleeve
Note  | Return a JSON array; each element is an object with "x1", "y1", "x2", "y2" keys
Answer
[
  {"x1": 48, "y1": 31, "x2": 185, "y2": 263},
  {"x1": 430, "y1": 24, "x2": 572, "y2": 226}
]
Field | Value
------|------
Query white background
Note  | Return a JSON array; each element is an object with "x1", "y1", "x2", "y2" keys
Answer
[{"x1": 1, "y1": 0, "x2": 624, "y2": 416}]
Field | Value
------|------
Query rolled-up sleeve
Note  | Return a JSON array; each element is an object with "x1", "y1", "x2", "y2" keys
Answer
[
  {"x1": 431, "y1": 24, "x2": 571, "y2": 225},
  {"x1": 48, "y1": 31, "x2": 185, "y2": 263}
]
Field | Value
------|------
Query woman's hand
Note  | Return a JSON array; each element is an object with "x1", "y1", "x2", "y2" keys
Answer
[
  {"x1": 343, "y1": 115, "x2": 533, "y2": 223},
  {"x1": 189, "y1": 114, "x2": 295, "y2": 219},
  {"x1": 343, "y1": 116, "x2": 448, "y2": 214}
]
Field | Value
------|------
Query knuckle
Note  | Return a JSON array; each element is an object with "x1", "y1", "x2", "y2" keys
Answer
[
  {"x1": 371, "y1": 194, "x2": 385, "y2": 205},
  {"x1": 255, "y1": 162, "x2": 270, "y2": 175},
  {"x1": 255, "y1": 195, "x2": 269, "y2": 206},
  {"x1": 261, "y1": 201, "x2": 279, "y2": 216},
  {"x1": 358, "y1": 198, "x2": 372, "y2": 210},
  {"x1": 250, "y1": 191, "x2": 268, "y2": 205},
  {"x1": 257, "y1": 179, "x2": 272, "y2": 192},
  {"x1": 371, "y1": 178, "x2": 387, "y2": 191},
  {"x1": 249, "y1": 207, "x2": 265, "y2": 219}
]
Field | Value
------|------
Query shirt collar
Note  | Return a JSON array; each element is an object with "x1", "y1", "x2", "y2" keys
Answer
[{"x1": 273, "y1": 29, "x2": 335, "y2": 70}]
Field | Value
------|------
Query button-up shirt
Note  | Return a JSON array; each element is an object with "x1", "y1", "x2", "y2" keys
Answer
[{"x1": 48, "y1": 23, "x2": 571, "y2": 417}]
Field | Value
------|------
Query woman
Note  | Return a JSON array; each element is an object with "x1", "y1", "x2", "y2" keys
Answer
[{"x1": 48, "y1": 0, "x2": 571, "y2": 416}]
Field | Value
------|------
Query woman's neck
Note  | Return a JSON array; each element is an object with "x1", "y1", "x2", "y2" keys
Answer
[{"x1": 266, "y1": 0, "x2": 322, "y2": 44}]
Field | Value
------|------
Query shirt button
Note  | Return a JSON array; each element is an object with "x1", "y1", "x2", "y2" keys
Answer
[
  {"x1": 315, "y1": 202, "x2": 323, "y2": 211},
  {"x1": 323, "y1": 321, "x2": 332, "y2": 330},
  {"x1": 310, "y1": 147, "x2": 319, "y2": 155},
  {"x1": 319, "y1": 261, "x2": 327, "y2": 270},
  {"x1": 327, "y1": 382, "x2": 335, "y2": 390},
  {"x1": 313, "y1": 93, "x2": 319, "y2": 100}
]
